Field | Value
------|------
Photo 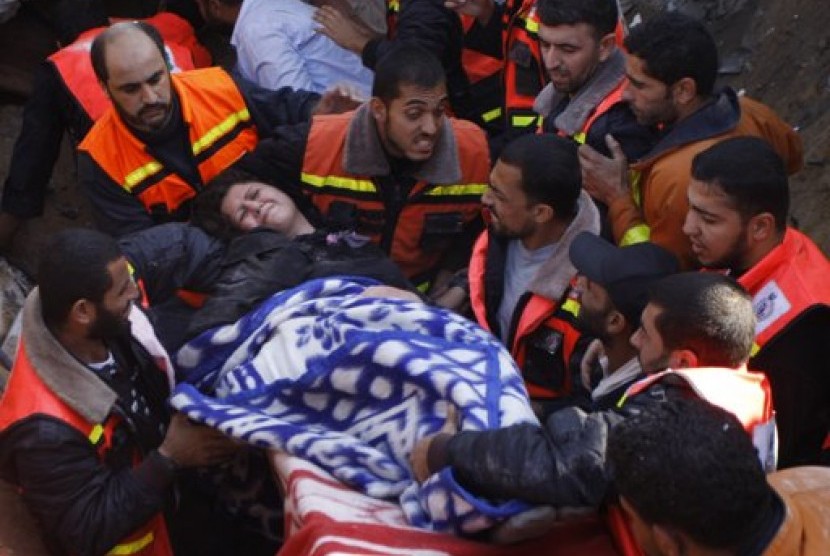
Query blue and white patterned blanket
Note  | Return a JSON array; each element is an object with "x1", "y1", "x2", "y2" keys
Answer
[{"x1": 171, "y1": 277, "x2": 538, "y2": 534}]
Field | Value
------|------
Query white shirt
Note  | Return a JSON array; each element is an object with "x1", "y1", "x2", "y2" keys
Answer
[{"x1": 232, "y1": 0, "x2": 374, "y2": 96}]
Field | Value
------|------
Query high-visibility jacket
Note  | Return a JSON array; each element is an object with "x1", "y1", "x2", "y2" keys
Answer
[
  {"x1": 79, "y1": 67, "x2": 259, "y2": 220},
  {"x1": 0, "y1": 340, "x2": 173, "y2": 556},
  {"x1": 469, "y1": 231, "x2": 583, "y2": 399},
  {"x1": 385, "y1": 0, "x2": 399, "y2": 37},
  {"x1": 556, "y1": 77, "x2": 628, "y2": 145},
  {"x1": 608, "y1": 365, "x2": 777, "y2": 556},
  {"x1": 299, "y1": 110, "x2": 488, "y2": 286},
  {"x1": 49, "y1": 12, "x2": 209, "y2": 122},
  {"x1": 736, "y1": 228, "x2": 830, "y2": 353},
  {"x1": 502, "y1": 0, "x2": 546, "y2": 131}
]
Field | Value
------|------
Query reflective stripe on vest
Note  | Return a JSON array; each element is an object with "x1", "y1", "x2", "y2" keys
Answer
[
  {"x1": 49, "y1": 13, "x2": 205, "y2": 123},
  {"x1": 79, "y1": 67, "x2": 258, "y2": 217},
  {"x1": 301, "y1": 110, "x2": 489, "y2": 281}
]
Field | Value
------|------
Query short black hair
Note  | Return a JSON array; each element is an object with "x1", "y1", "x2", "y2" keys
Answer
[
  {"x1": 607, "y1": 397, "x2": 773, "y2": 549},
  {"x1": 624, "y1": 12, "x2": 718, "y2": 97},
  {"x1": 498, "y1": 133, "x2": 582, "y2": 219},
  {"x1": 647, "y1": 272, "x2": 754, "y2": 367},
  {"x1": 38, "y1": 228, "x2": 122, "y2": 328},
  {"x1": 192, "y1": 166, "x2": 264, "y2": 241},
  {"x1": 372, "y1": 44, "x2": 446, "y2": 103},
  {"x1": 692, "y1": 137, "x2": 789, "y2": 232},
  {"x1": 91, "y1": 21, "x2": 168, "y2": 83},
  {"x1": 537, "y1": 0, "x2": 618, "y2": 38}
]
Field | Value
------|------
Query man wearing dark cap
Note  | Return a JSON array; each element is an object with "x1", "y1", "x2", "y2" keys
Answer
[{"x1": 569, "y1": 232, "x2": 678, "y2": 409}]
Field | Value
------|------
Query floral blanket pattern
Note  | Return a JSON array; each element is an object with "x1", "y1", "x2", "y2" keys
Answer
[{"x1": 170, "y1": 277, "x2": 537, "y2": 534}]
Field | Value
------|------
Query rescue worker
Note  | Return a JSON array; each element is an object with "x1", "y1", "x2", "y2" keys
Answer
[
  {"x1": 469, "y1": 133, "x2": 599, "y2": 415},
  {"x1": 683, "y1": 137, "x2": 830, "y2": 467},
  {"x1": 0, "y1": 12, "x2": 210, "y2": 250},
  {"x1": 0, "y1": 229, "x2": 237, "y2": 555},
  {"x1": 579, "y1": 12, "x2": 802, "y2": 269},
  {"x1": 411, "y1": 273, "x2": 775, "y2": 543},
  {"x1": 77, "y1": 21, "x2": 348, "y2": 237},
  {"x1": 609, "y1": 397, "x2": 830, "y2": 556},
  {"x1": 234, "y1": 44, "x2": 490, "y2": 296}
]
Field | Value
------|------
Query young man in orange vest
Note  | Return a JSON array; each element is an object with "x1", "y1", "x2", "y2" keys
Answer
[
  {"x1": 683, "y1": 137, "x2": 830, "y2": 468},
  {"x1": 0, "y1": 229, "x2": 237, "y2": 555},
  {"x1": 76, "y1": 21, "x2": 348, "y2": 238},
  {"x1": 234, "y1": 44, "x2": 490, "y2": 296},
  {"x1": 579, "y1": 12, "x2": 802, "y2": 269},
  {"x1": 608, "y1": 397, "x2": 830, "y2": 556},
  {"x1": 411, "y1": 273, "x2": 775, "y2": 533},
  {"x1": 0, "y1": 12, "x2": 210, "y2": 251}
]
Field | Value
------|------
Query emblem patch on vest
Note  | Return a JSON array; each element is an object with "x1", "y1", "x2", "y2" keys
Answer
[{"x1": 753, "y1": 281, "x2": 791, "y2": 335}]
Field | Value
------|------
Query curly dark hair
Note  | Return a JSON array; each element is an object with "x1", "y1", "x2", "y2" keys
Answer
[{"x1": 607, "y1": 397, "x2": 774, "y2": 549}]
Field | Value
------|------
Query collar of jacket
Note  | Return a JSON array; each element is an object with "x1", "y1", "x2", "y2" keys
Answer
[
  {"x1": 342, "y1": 103, "x2": 463, "y2": 185},
  {"x1": 20, "y1": 288, "x2": 118, "y2": 424},
  {"x1": 636, "y1": 87, "x2": 742, "y2": 167},
  {"x1": 533, "y1": 48, "x2": 627, "y2": 135},
  {"x1": 527, "y1": 190, "x2": 601, "y2": 300}
]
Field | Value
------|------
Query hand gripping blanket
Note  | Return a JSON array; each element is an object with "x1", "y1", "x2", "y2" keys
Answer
[{"x1": 171, "y1": 277, "x2": 539, "y2": 535}]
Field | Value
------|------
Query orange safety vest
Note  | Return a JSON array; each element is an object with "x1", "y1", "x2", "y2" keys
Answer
[
  {"x1": 300, "y1": 111, "x2": 488, "y2": 286},
  {"x1": 735, "y1": 228, "x2": 830, "y2": 353},
  {"x1": 469, "y1": 231, "x2": 583, "y2": 398},
  {"x1": 78, "y1": 67, "x2": 259, "y2": 219},
  {"x1": 608, "y1": 366, "x2": 777, "y2": 556},
  {"x1": 385, "y1": 0, "x2": 399, "y2": 38},
  {"x1": 0, "y1": 340, "x2": 173, "y2": 556},
  {"x1": 555, "y1": 77, "x2": 628, "y2": 144},
  {"x1": 49, "y1": 12, "x2": 208, "y2": 122},
  {"x1": 502, "y1": 0, "x2": 546, "y2": 130}
]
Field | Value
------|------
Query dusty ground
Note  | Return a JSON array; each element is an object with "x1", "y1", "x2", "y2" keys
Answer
[{"x1": 0, "y1": 0, "x2": 828, "y2": 278}]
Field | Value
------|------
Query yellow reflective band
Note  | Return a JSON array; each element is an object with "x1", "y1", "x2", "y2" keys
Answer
[
  {"x1": 616, "y1": 392, "x2": 629, "y2": 409},
  {"x1": 561, "y1": 298, "x2": 581, "y2": 318},
  {"x1": 191, "y1": 108, "x2": 251, "y2": 157},
  {"x1": 425, "y1": 183, "x2": 487, "y2": 197},
  {"x1": 572, "y1": 132, "x2": 587, "y2": 145},
  {"x1": 88, "y1": 424, "x2": 104, "y2": 445},
  {"x1": 522, "y1": 16, "x2": 539, "y2": 34},
  {"x1": 750, "y1": 342, "x2": 760, "y2": 357},
  {"x1": 629, "y1": 170, "x2": 642, "y2": 207},
  {"x1": 301, "y1": 173, "x2": 377, "y2": 193},
  {"x1": 106, "y1": 532, "x2": 154, "y2": 555},
  {"x1": 482, "y1": 107, "x2": 502, "y2": 122},
  {"x1": 388, "y1": 0, "x2": 399, "y2": 11},
  {"x1": 123, "y1": 161, "x2": 163, "y2": 192},
  {"x1": 620, "y1": 224, "x2": 651, "y2": 246},
  {"x1": 416, "y1": 281, "x2": 430, "y2": 294},
  {"x1": 511, "y1": 115, "x2": 539, "y2": 128}
]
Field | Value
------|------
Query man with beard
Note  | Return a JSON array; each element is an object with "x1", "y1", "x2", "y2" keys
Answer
[
  {"x1": 578, "y1": 12, "x2": 802, "y2": 269},
  {"x1": 683, "y1": 137, "x2": 830, "y2": 468},
  {"x1": 469, "y1": 133, "x2": 599, "y2": 416},
  {"x1": 0, "y1": 229, "x2": 238, "y2": 555},
  {"x1": 411, "y1": 272, "x2": 776, "y2": 543},
  {"x1": 568, "y1": 232, "x2": 678, "y2": 410},
  {"x1": 77, "y1": 20, "x2": 355, "y2": 237},
  {"x1": 234, "y1": 44, "x2": 490, "y2": 298}
]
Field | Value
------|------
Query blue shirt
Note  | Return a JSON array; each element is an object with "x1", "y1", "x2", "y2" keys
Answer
[{"x1": 231, "y1": 0, "x2": 374, "y2": 96}]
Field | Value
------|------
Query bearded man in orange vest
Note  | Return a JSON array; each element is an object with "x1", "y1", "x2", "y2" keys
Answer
[
  {"x1": 233, "y1": 44, "x2": 490, "y2": 296},
  {"x1": 0, "y1": 229, "x2": 238, "y2": 555},
  {"x1": 76, "y1": 21, "x2": 350, "y2": 238},
  {"x1": 0, "y1": 12, "x2": 211, "y2": 251},
  {"x1": 411, "y1": 272, "x2": 775, "y2": 545},
  {"x1": 683, "y1": 136, "x2": 830, "y2": 468}
]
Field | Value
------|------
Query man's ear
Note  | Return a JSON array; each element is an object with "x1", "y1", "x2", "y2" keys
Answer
[
  {"x1": 747, "y1": 212, "x2": 776, "y2": 243},
  {"x1": 668, "y1": 349, "x2": 699, "y2": 369},
  {"x1": 671, "y1": 76, "x2": 698, "y2": 106},
  {"x1": 606, "y1": 310, "x2": 626, "y2": 336},
  {"x1": 532, "y1": 202, "x2": 554, "y2": 224},
  {"x1": 597, "y1": 32, "x2": 616, "y2": 63},
  {"x1": 369, "y1": 97, "x2": 386, "y2": 123},
  {"x1": 69, "y1": 299, "x2": 96, "y2": 327}
]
